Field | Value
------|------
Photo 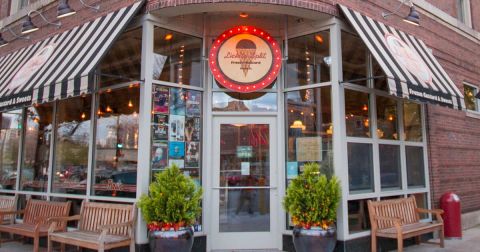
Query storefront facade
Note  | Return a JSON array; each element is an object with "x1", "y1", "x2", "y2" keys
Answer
[{"x1": 0, "y1": 0, "x2": 479, "y2": 251}]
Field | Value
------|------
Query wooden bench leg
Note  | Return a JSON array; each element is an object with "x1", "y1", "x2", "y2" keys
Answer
[
  {"x1": 60, "y1": 243, "x2": 65, "y2": 252},
  {"x1": 371, "y1": 234, "x2": 377, "y2": 252},
  {"x1": 439, "y1": 227, "x2": 445, "y2": 248},
  {"x1": 47, "y1": 236, "x2": 52, "y2": 252},
  {"x1": 130, "y1": 239, "x2": 135, "y2": 252},
  {"x1": 33, "y1": 236, "x2": 39, "y2": 252},
  {"x1": 397, "y1": 237, "x2": 403, "y2": 252}
]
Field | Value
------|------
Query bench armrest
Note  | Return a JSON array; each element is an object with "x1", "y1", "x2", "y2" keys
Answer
[
  {"x1": 416, "y1": 208, "x2": 444, "y2": 222},
  {"x1": 48, "y1": 215, "x2": 81, "y2": 233},
  {"x1": 99, "y1": 220, "x2": 135, "y2": 243}
]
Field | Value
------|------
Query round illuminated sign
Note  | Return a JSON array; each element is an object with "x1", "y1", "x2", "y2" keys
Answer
[
  {"x1": 9, "y1": 43, "x2": 56, "y2": 91},
  {"x1": 385, "y1": 33, "x2": 432, "y2": 86},
  {"x1": 209, "y1": 26, "x2": 282, "y2": 93}
]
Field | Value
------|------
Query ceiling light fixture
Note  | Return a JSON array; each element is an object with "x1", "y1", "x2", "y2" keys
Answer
[
  {"x1": 22, "y1": 10, "x2": 61, "y2": 34},
  {"x1": 382, "y1": 0, "x2": 419, "y2": 26},
  {"x1": 0, "y1": 26, "x2": 30, "y2": 47},
  {"x1": 57, "y1": 0, "x2": 76, "y2": 18},
  {"x1": 80, "y1": 0, "x2": 100, "y2": 11}
]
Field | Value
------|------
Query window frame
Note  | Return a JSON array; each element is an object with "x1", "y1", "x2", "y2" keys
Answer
[
  {"x1": 463, "y1": 82, "x2": 478, "y2": 112},
  {"x1": 340, "y1": 29, "x2": 431, "y2": 239},
  {"x1": 457, "y1": 0, "x2": 472, "y2": 28}
]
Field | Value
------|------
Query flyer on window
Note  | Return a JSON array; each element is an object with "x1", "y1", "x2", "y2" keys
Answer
[
  {"x1": 151, "y1": 141, "x2": 168, "y2": 169},
  {"x1": 186, "y1": 90, "x2": 201, "y2": 117},
  {"x1": 185, "y1": 117, "x2": 200, "y2": 142},
  {"x1": 169, "y1": 141, "x2": 185, "y2": 159},
  {"x1": 169, "y1": 115, "x2": 185, "y2": 141},
  {"x1": 153, "y1": 86, "x2": 169, "y2": 114},
  {"x1": 152, "y1": 114, "x2": 169, "y2": 141},
  {"x1": 185, "y1": 141, "x2": 200, "y2": 167},
  {"x1": 169, "y1": 159, "x2": 185, "y2": 168},
  {"x1": 170, "y1": 88, "x2": 186, "y2": 115}
]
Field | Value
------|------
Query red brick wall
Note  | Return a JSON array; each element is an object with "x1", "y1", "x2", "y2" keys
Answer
[
  {"x1": 424, "y1": 0, "x2": 458, "y2": 18},
  {"x1": 0, "y1": 0, "x2": 141, "y2": 56},
  {"x1": 0, "y1": 0, "x2": 11, "y2": 19}
]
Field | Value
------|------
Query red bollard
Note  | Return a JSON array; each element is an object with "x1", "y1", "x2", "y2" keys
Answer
[{"x1": 440, "y1": 192, "x2": 462, "y2": 239}]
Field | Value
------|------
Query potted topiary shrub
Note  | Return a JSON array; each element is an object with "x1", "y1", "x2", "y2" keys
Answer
[
  {"x1": 138, "y1": 164, "x2": 202, "y2": 252},
  {"x1": 283, "y1": 162, "x2": 341, "y2": 252}
]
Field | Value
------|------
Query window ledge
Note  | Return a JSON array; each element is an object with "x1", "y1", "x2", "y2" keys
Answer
[{"x1": 466, "y1": 110, "x2": 480, "y2": 119}]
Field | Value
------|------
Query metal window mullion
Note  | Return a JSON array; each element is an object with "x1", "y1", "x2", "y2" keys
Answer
[
  {"x1": 86, "y1": 93, "x2": 97, "y2": 200},
  {"x1": 14, "y1": 108, "x2": 26, "y2": 192},
  {"x1": 330, "y1": 21, "x2": 349, "y2": 241},
  {"x1": 47, "y1": 101, "x2": 58, "y2": 200},
  {"x1": 136, "y1": 19, "x2": 154, "y2": 245},
  {"x1": 371, "y1": 92, "x2": 381, "y2": 194},
  {"x1": 421, "y1": 104, "x2": 431, "y2": 211},
  {"x1": 399, "y1": 101, "x2": 408, "y2": 191}
]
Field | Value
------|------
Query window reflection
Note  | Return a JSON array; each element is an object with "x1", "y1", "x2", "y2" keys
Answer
[
  {"x1": 212, "y1": 92, "x2": 277, "y2": 112},
  {"x1": 53, "y1": 96, "x2": 91, "y2": 195},
  {"x1": 348, "y1": 143, "x2": 373, "y2": 193},
  {"x1": 406, "y1": 146, "x2": 426, "y2": 188},
  {"x1": 376, "y1": 96, "x2": 398, "y2": 140},
  {"x1": 463, "y1": 84, "x2": 477, "y2": 111},
  {"x1": 348, "y1": 199, "x2": 372, "y2": 233},
  {"x1": 342, "y1": 31, "x2": 367, "y2": 86},
  {"x1": 345, "y1": 89, "x2": 370, "y2": 138},
  {"x1": 94, "y1": 86, "x2": 139, "y2": 198},
  {"x1": 285, "y1": 87, "x2": 333, "y2": 178},
  {"x1": 379, "y1": 144, "x2": 401, "y2": 190},
  {"x1": 99, "y1": 28, "x2": 142, "y2": 88},
  {"x1": 0, "y1": 110, "x2": 22, "y2": 190},
  {"x1": 21, "y1": 104, "x2": 53, "y2": 192},
  {"x1": 403, "y1": 101, "x2": 423, "y2": 141},
  {"x1": 154, "y1": 27, "x2": 202, "y2": 86},
  {"x1": 287, "y1": 31, "x2": 331, "y2": 87}
]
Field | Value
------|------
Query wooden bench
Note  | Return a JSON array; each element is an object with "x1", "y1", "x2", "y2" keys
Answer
[
  {"x1": 0, "y1": 195, "x2": 18, "y2": 225},
  {"x1": 0, "y1": 199, "x2": 71, "y2": 252},
  {"x1": 367, "y1": 196, "x2": 444, "y2": 252},
  {"x1": 48, "y1": 201, "x2": 136, "y2": 252}
]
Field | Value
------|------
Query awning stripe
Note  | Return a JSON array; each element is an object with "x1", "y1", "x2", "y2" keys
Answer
[
  {"x1": 0, "y1": 1, "x2": 142, "y2": 110},
  {"x1": 339, "y1": 5, "x2": 465, "y2": 110}
]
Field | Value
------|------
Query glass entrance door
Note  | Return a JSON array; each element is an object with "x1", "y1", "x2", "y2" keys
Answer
[{"x1": 210, "y1": 117, "x2": 279, "y2": 250}]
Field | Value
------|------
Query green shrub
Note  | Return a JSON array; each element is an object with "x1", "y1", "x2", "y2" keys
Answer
[
  {"x1": 283, "y1": 163, "x2": 341, "y2": 229},
  {"x1": 138, "y1": 164, "x2": 202, "y2": 230}
]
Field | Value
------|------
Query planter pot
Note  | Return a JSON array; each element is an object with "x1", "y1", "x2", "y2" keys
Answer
[
  {"x1": 292, "y1": 226, "x2": 336, "y2": 252},
  {"x1": 149, "y1": 226, "x2": 194, "y2": 252}
]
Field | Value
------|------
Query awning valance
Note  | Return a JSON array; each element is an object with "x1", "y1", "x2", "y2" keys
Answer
[
  {"x1": 0, "y1": 1, "x2": 143, "y2": 111},
  {"x1": 339, "y1": 5, "x2": 465, "y2": 110}
]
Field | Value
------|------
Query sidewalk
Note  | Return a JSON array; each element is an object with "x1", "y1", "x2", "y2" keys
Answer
[{"x1": 401, "y1": 225, "x2": 480, "y2": 252}]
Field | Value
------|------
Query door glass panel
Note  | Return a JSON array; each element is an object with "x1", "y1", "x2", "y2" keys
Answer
[{"x1": 219, "y1": 124, "x2": 270, "y2": 232}]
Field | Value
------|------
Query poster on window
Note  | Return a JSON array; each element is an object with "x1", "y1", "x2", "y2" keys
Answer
[
  {"x1": 186, "y1": 90, "x2": 201, "y2": 117},
  {"x1": 170, "y1": 88, "x2": 186, "y2": 115},
  {"x1": 169, "y1": 159, "x2": 184, "y2": 168},
  {"x1": 153, "y1": 86, "x2": 169, "y2": 114},
  {"x1": 151, "y1": 141, "x2": 168, "y2": 169},
  {"x1": 185, "y1": 117, "x2": 200, "y2": 142},
  {"x1": 152, "y1": 114, "x2": 168, "y2": 141},
  {"x1": 169, "y1": 115, "x2": 185, "y2": 141},
  {"x1": 169, "y1": 141, "x2": 185, "y2": 159},
  {"x1": 185, "y1": 141, "x2": 200, "y2": 167},
  {"x1": 295, "y1": 137, "x2": 322, "y2": 162}
]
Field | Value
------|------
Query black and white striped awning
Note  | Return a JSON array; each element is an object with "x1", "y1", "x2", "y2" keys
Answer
[
  {"x1": 340, "y1": 5, "x2": 465, "y2": 110},
  {"x1": 0, "y1": 1, "x2": 143, "y2": 111}
]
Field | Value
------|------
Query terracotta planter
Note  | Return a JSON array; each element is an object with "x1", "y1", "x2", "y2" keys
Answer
[
  {"x1": 149, "y1": 226, "x2": 194, "y2": 252},
  {"x1": 292, "y1": 226, "x2": 336, "y2": 252}
]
